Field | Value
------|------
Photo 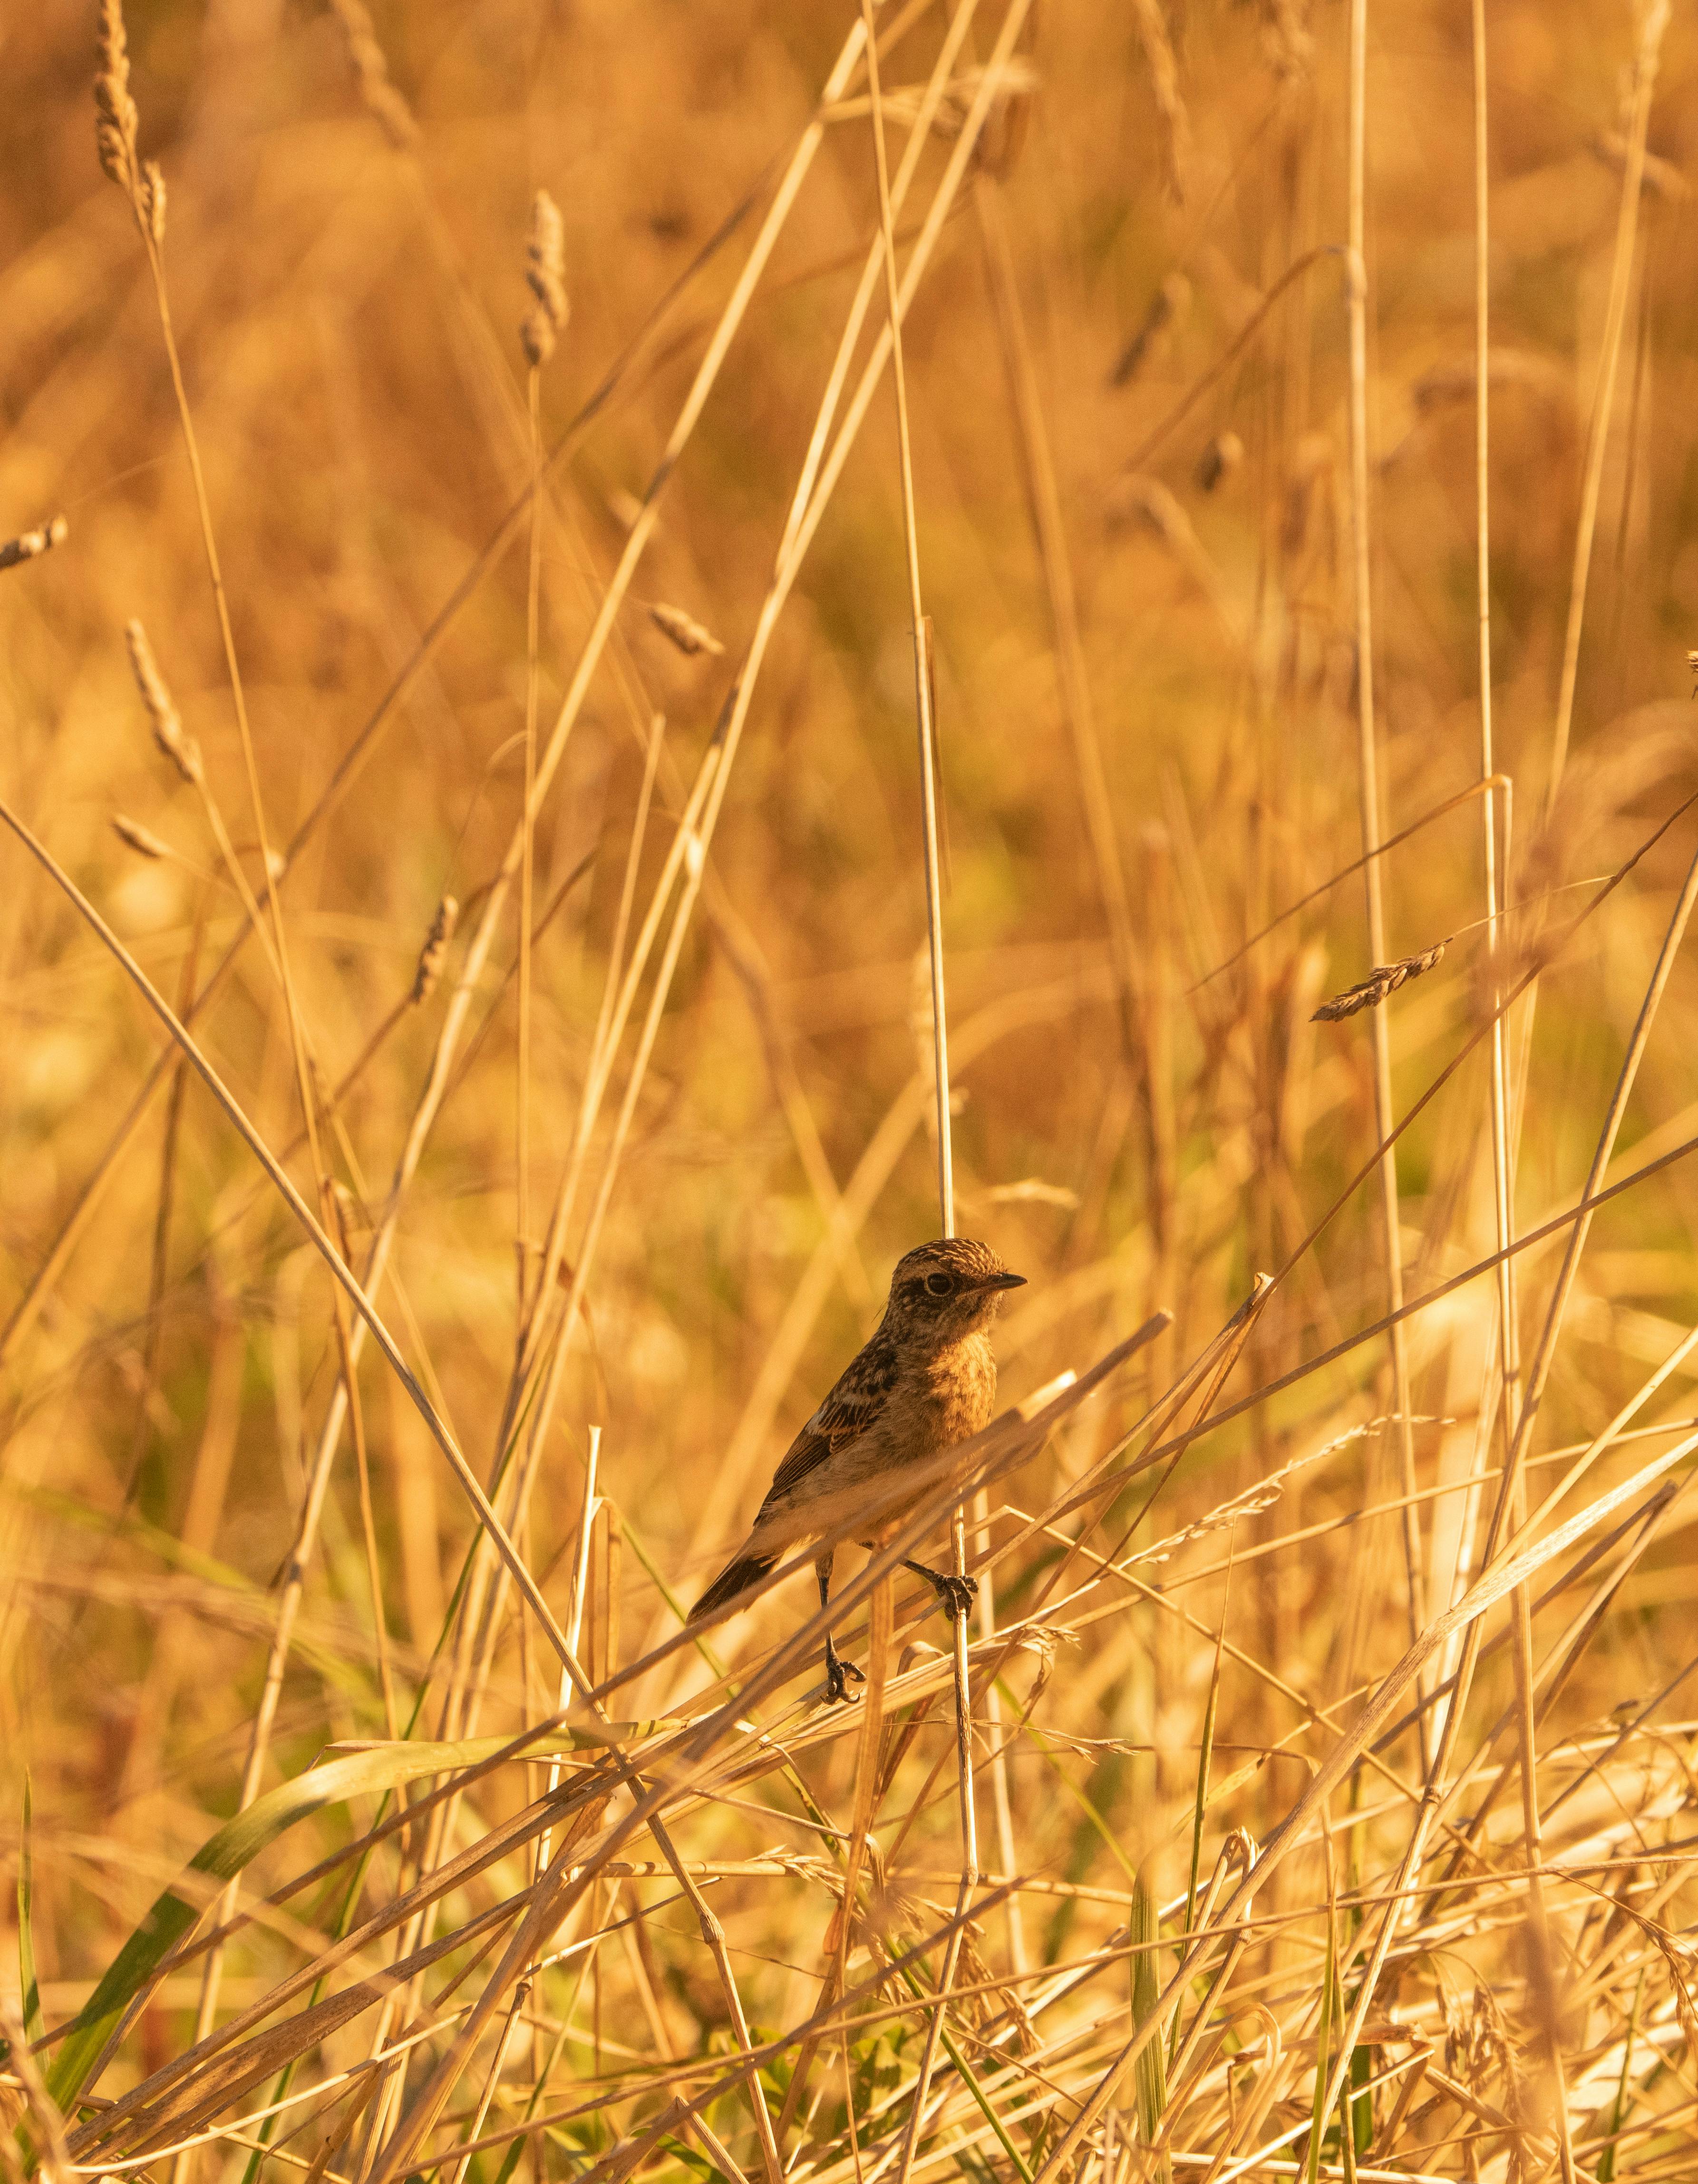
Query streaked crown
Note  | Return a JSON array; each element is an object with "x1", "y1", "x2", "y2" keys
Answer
[{"x1": 885, "y1": 1237, "x2": 1025, "y2": 1327}]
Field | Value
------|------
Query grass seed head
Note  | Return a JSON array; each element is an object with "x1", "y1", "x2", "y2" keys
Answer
[
  {"x1": 522, "y1": 188, "x2": 568, "y2": 367},
  {"x1": 140, "y1": 159, "x2": 165, "y2": 244},
  {"x1": 330, "y1": 0, "x2": 420, "y2": 150},
  {"x1": 125, "y1": 618, "x2": 203, "y2": 785},
  {"x1": 94, "y1": 0, "x2": 139, "y2": 194},
  {"x1": 1313, "y1": 937, "x2": 1449, "y2": 1022},
  {"x1": 111, "y1": 815, "x2": 169, "y2": 861},
  {"x1": 412, "y1": 893, "x2": 459, "y2": 1003},
  {"x1": 1111, "y1": 271, "x2": 1189, "y2": 387},
  {"x1": 649, "y1": 602, "x2": 724, "y2": 658},
  {"x1": 1194, "y1": 431, "x2": 1244, "y2": 493},
  {"x1": 0, "y1": 516, "x2": 68, "y2": 572},
  {"x1": 1131, "y1": 0, "x2": 1190, "y2": 201}
]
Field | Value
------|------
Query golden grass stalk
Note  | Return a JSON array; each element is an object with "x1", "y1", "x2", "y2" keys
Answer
[
  {"x1": 849, "y1": 42, "x2": 984, "y2": 2127},
  {"x1": 977, "y1": 179, "x2": 1140, "y2": 1066},
  {"x1": 1546, "y1": 0, "x2": 1672, "y2": 805},
  {"x1": 1345, "y1": 0, "x2": 1426, "y2": 1671},
  {"x1": 516, "y1": 188, "x2": 565, "y2": 1296},
  {"x1": 858, "y1": 0, "x2": 953, "y2": 1245}
]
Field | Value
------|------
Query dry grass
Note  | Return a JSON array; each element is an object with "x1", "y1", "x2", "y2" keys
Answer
[{"x1": 4, "y1": 2, "x2": 1698, "y2": 2180}]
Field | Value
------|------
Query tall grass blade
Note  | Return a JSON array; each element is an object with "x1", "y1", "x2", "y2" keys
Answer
[
  {"x1": 17, "y1": 1772, "x2": 44, "y2": 2052},
  {"x1": 45, "y1": 1729, "x2": 611, "y2": 2109},
  {"x1": 1130, "y1": 1864, "x2": 1169, "y2": 2173}
]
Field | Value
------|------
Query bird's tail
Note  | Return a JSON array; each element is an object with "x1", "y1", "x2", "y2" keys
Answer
[{"x1": 690, "y1": 1552, "x2": 777, "y2": 1623}]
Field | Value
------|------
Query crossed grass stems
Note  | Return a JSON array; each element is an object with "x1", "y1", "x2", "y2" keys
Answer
[{"x1": 6, "y1": 1, "x2": 1698, "y2": 2181}]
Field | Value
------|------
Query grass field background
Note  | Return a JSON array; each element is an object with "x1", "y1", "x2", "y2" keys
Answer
[{"x1": 4, "y1": 2, "x2": 1698, "y2": 2178}]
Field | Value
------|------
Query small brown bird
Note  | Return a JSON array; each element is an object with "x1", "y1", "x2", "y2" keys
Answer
[{"x1": 690, "y1": 1237, "x2": 1026, "y2": 1701}]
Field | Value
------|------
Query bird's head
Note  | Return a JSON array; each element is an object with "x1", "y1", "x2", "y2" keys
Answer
[{"x1": 885, "y1": 1237, "x2": 1026, "y2": 1341}]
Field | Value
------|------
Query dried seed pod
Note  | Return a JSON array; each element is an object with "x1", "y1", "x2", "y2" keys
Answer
[
  {"x1": 649, "y1": 602, "x2": 723, "y2": 658},
  {"x1": 140, "y1": 158, "x2": 166, "y2": 244},
  {"x1": 1313, "y1": 938, "x2": 1449, "y2": 1023},
  {"x1": 1131, "y1": 0, "x2": 1190, "y2": 203},
  {"x1": 94, "y1": 0, "x2": 140, "y2": 193},
  {"x1": 411, "y1": 893, "x2": 459, "y2": 1003},
  {"x1": 1110, "y1": 272, "x2": 1188, "y2": 388},
  {"x1": 521, "y1": 188, "x2": 568, "y2": 367},
  {"x1": 0, "y1": 516, "x2": 68, "y2": 572},
  {"x1": 1194, "y1": 430, "x2": 1243, "y2": 494},
  {"x1": 112, "y1": 814, "x2": 169, "y2": 860},
  {"x1": 125, "y1": 618, "x2": 203, "y2": 786},
  {"x1": 329, "y1": 0, "x2": 419, "y2": 150}
]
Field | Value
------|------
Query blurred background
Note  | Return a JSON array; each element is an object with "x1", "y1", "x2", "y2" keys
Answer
[{"x1": 5, "y1": 0, "x2": 1698, "y2": 2167}]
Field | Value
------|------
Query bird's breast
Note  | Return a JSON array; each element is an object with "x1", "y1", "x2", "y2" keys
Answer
[{"x1": 920, "y1": 1330, "x2": 998, "y2": 1447}]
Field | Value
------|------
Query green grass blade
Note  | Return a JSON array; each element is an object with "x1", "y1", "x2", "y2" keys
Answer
[
  {"x1": 1175, "y1": 1595, "x2": 1227, "y2": 2068},
  {"x1": 44, "y1": 1726, "x2": 603, "y2": 2111},
  {"x1": 1304, "y1": 1922, "x2": 1338, "y2": 2184},
  {"x1": 19, "y1": 1771, "x2": 44, "y2": 2050},
  {"x1": 1131, "y1": 1864, "x2": 1169, "y2": 2166},
  {"x1": 1349, "y1": 2037, "x2": 1371, "y2": 2161},
  {"x1": 1597, "y1": 1967, "x2": 1644, "y2": 2183}
]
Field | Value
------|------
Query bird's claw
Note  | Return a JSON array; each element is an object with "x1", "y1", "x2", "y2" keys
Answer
[
  {"x1": 824, "y1": 1647, "x2": 866, "y2": 1705},
  {"x1": 931, "y1": 1571, "x2": 979, "y2": 1620}
]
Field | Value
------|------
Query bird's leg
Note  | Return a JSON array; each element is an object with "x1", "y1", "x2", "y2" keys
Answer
[
  {"x1": 816, "y1": 1549, "x2": 863, "y2": 1704},
  {"x1": 902, "y1": 1557, "x2": 978, "y2": 1622}
]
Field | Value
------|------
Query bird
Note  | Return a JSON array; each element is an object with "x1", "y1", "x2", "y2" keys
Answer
[{"x1": 689, "y1": 1236, "x2": 1026, "y2": 1702}]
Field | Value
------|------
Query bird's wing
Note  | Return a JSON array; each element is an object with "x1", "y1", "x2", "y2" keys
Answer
[
  {"x1": 758, "y1": 1427, "x2": 834, "y2": 1508},
  {"x1": 756, "y1": 1331, "x2": 899, "y2": 1515}
]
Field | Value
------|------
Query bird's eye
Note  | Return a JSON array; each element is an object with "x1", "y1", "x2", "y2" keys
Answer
[{"x1": 924, "y1": 1272, "x2": 952, "y2": 1297}]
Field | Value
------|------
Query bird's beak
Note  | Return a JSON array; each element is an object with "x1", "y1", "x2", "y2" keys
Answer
[{"x1": 978, "y1": 1271, "x2": 1027, "y2": 1291}]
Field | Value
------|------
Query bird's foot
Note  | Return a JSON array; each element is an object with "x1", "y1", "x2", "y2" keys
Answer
[
  {"x1": 823, "y1": 1643, "x2": 865, "y2": 1705},
  {"x1": 929, "y1": 1570, "x2": 979, "y2": 1621}
]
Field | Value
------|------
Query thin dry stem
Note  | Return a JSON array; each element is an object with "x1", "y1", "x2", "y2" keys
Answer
[
  {"x1": 860, "y1": 0, "x2": 953, "y2": 1241},
  {"x1": 1346, "y1": 0, "x2": 1426, "y2": 1672}
]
